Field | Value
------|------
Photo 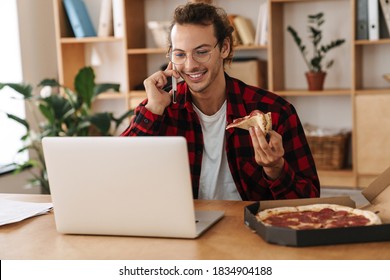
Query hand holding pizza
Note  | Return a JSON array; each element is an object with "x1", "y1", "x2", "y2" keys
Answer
[{"x1": 226, "y1": 110, "x2": 285, "y2": 180}]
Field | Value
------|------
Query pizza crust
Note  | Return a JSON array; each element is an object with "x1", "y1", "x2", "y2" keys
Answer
[
  {"x1": 296, "y1": 203, "x2": 353, "y2": 213},
  {"x1": 351, "y1": 208, "x2": 382, "y2": 225},
  {"x1": 256, "y1": 206, "x2": 298, "y2": 221}
]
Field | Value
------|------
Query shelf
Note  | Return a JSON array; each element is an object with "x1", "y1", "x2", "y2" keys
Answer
[
  {"x1": 355, "y1": 89, "x2": 390, "y2": 95},
  {"x1": 60, "y1": 37, "x2": 124, "y2": 44},
  {"x1": 129, "y1": 90, "x2": 147, "y2": 96},
  {"x1": 96, "y1": 92, "x2": 127, "y2": 100},
  {"x1": 276, "y1": 89, "x2": 352, "y2": 97},
  {"x1": 127, "y1": 48, "x2": 166, "y2": 55},
  {"x1": 127, "y1": 44, "x2": 268, "y2": 55},
  {"x1": 235, "y1": 45, "x2": 268, "y2": 51},
  {"x1": 354, "y1": 38, "x2": 390, "y2": 46}
]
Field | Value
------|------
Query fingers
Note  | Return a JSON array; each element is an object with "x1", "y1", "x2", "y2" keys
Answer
[
  {"x1": 249, "y1": 127, "x2": 284, "y2": 167},
  {"x1": 144, "y1": 62, "x2": 179, "y2": 91},
  {"x1": 165, "y1": 62, "x2": 180, "y2": 79},
  {"x1": 249, "y1": 126, "x2": 267, "y2": 157},
  {"x1": 143, "y1": 62, "x2": 182, "y2": 114},
  {"x1": 268, "y1": 130, "x2": 283, "y2": 151}
]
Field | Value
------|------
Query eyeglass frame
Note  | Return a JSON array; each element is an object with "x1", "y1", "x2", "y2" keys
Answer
[{"x1": 166, "y1": 41, "x2": 220, "y2": 65}]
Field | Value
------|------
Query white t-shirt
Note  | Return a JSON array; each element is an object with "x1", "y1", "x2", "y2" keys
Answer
[{"x1": 193, "y1": 101, "x2": 241, "y2": 200}]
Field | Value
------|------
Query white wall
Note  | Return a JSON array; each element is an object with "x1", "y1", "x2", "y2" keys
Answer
[
  {"x1": 0, "y1": 0, "x2": 57, "y2": 194},
  {"x1": 17, "y1": 0, "x2": 58, "y2": 84}
]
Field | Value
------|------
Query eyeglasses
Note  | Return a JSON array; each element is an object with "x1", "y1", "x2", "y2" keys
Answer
[{"x1": 166, "y1": 42, "x2": 220, "y2": 65}]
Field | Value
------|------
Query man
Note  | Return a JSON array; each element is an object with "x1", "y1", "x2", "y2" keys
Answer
[{"x1": 121, "y1": 2, "x2": 320, "y2": 201}]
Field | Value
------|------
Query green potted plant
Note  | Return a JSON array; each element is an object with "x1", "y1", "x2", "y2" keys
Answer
[
  {"x1": 287, "y1": 12, "x2": 346, "y2": 90},
  {"x1": 0, "y1": 66, "x2": 133, "y2": 193}
]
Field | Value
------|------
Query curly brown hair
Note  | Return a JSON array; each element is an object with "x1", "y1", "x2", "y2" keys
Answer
[{"x1": 168, "y1": 2, "x2": 234, "y2": 65}]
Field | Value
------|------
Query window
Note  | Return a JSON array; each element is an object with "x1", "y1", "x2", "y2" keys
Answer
[{"x1": 0, "y1": 0, "x2": 28, "y2": 174}]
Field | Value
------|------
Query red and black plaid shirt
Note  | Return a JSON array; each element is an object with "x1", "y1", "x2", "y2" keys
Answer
[{"x1": 121, "y1": 74, "x2": 320, "y2": 201}]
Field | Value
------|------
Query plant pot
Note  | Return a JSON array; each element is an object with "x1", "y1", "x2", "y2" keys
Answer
[{"x1": 305, "y1": 71, "x2": 327, "y2": 91}]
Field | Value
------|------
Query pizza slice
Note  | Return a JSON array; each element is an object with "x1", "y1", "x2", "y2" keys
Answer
[{"x1": 226, "y1": 110, "x2": 272, "y2": 134}]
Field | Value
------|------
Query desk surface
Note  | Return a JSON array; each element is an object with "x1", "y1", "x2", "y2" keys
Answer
[{"x1": 1, "y1": 193, "x2": 389, "y2": 260}]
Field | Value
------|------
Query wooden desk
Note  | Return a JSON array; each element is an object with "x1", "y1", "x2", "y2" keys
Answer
[{"x1": 1, "y1": 193, "x2": 389, "y2": 260}]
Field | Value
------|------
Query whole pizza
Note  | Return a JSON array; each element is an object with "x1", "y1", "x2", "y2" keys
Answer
[{"x1": 256, "y1": 204, "x2": 381, "y2": 230}]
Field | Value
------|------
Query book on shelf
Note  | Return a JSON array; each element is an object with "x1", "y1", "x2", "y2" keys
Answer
[
  {"x1": 356, "y1": 0, "x2": 369, "y2": 40},
  {"x1": 254, "y1": 0, "x2": 268, "y2": 46},
  {"x1": 112, "y1": 0, "x2": 125, "y2": 38},
  {"x1": 228, "y1": 14, "x2": 242, "y2": 46},
  {"x1": 379, "y1": 0, "x2": 390, "y2": 37},
  {"x1": 259, "y1": 0, "x2": 268, "y2": 45},
  {"x1": 97, "y1": 0, "x2": 113, "y2": 37},
  {"x1": 233, "y1": 16, "x2": 256, "y2": 45},
  {"x1": 63, "y1": 0, "x2": 96, "y2": 38},
  {"x1": 368, "y1": 0, "x2": 379, "y2": 40}
]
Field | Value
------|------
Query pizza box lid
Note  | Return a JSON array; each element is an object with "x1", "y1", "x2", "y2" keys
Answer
[
  {"x1": 244, "y1": 167, "x2": 390, "y2": 246},
  {"x1": 361, "y1": 166, "x2": 390, "y2": 223}
]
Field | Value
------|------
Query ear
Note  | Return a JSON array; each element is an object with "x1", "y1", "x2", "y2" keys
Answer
[{"x1": 220, "y1": 38, "x2": 230, "y2": 59}]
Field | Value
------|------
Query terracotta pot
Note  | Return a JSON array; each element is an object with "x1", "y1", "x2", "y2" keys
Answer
[{"x1": 305, "y1": 71, "x2": 327, "y2": 91}]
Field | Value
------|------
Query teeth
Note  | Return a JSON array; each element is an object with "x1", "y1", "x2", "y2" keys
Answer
[{"x1": 189, "y1": 73, "x2": 202, "y2": 79}]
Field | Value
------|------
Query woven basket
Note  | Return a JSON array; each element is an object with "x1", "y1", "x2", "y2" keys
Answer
[{"x1": 306, "y1": 134, "x2": 349, "y2": 170}]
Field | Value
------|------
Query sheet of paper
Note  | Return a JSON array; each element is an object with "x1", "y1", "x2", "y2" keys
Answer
[{"x1": 0, "y1": 198, "x2": 53, "y2": 226}]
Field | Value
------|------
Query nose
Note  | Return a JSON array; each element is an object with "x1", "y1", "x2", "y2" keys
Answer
[{"x1": 184, "y1": 53, "x2": 200, "y2": 68}]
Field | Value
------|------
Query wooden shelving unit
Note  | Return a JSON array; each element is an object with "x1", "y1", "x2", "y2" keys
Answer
[{"x1": 52, "y1": 0, "x2": 390, "y2": 188}]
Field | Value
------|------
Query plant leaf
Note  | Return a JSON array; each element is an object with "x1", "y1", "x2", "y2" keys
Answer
[
  {"x1": 89, "y1": 112, "x2": 112, "y2": 135},
  {"x1": 38, "y1": 79, "x2": 60, "y2": 87},
  {"x1": 44, "y1": 95, "x2": 73, "y2": 121},
  {"x1": 0, "y1": 83, "x2": 33, "y2": 99},
  {"x1": 75, "y1": 67, "x2": 95, "y2": 109},
  {"x1": 6, "y1": 113, "x2": 30, "y2": 130},
  {"x1": 63, "y1": 87, "x2": 78, "y2": 109},
  {"x1": 321, "y1": 39, "x2": 346, "y2": 53},
  {"x1": 38, "y1": 103, "x2": 55, "y2": 125},
  {"x1": 94, "y1": 83, "x2": 120, "y2": 96},
  {"x1": 326, "y1": 60, "x2": 334, "y2": 69}
]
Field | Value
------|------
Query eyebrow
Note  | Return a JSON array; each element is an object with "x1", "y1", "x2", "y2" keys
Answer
[{"x1": 172, "y1": 43, "x2": 213, "y2": 52}]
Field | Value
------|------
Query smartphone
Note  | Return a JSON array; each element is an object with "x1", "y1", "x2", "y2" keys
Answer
[{"x1": 172, "y1": 75, "x2": 177, "y2": 104}]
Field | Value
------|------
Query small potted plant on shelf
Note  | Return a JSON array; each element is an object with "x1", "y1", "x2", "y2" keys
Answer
[
  {"x1": 0, "y1": 67, "x2": 133, "y2": 194},
  {"x1": 287, "y1": 12, "x2": 346, "y2": 90}
]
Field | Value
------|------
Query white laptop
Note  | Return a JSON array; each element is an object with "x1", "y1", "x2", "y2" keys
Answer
[{"x1": 42, "y1": 136, "x2": 224, "y2": 239}]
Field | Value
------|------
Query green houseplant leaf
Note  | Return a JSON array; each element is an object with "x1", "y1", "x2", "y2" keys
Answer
[
  {"x1": 75, "y1": 66, "x2": 95, "y2": 109},
  {"x1": 94, "y1": 83, "x2": 120, "y2": 96},
  {"x1": 0, "y1": 83, "x2": 33, "y2": 99}
]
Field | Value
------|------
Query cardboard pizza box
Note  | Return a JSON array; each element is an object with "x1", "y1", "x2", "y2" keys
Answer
[{"x1": 244, "y1": 166, "x2": 390, "y2": 247}]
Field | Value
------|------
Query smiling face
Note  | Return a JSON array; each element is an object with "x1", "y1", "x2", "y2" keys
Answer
[{"x1": 170, "y1": 23, "x2": 230, "y2": 97}]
